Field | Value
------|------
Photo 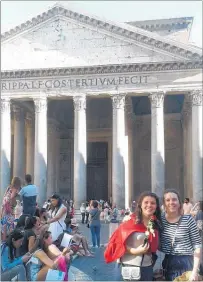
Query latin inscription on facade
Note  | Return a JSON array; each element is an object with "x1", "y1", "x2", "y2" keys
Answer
[{"x1": 1, "y1": 75, "x2": 148, "y2": 91}]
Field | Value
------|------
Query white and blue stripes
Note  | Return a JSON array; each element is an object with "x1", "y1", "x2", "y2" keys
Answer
[{"x1": 160, "y1": 214, "x2": 202, "y2": 255}]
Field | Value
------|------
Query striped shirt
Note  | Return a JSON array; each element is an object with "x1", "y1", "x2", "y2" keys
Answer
[{"x1": 160, "y1": 214, "x2": 202, "y2": 255}]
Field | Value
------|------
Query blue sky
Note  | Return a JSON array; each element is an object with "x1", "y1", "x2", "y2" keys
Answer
[{"x1": 1, "y1": 1, "x2": 202, "y2": 47}]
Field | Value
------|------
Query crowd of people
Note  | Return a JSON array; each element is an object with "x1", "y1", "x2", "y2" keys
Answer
[
  {"x1": 1, "y1": 174, "x2": 202, "y2": 281},
  {"x1": 0, "y1": 175, "x2": 97, "y2": 281}
]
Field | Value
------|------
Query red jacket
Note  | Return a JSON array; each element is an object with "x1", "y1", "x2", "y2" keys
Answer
[{"x1": 104, "y1": 216, "x2": 159, "y2": 263}]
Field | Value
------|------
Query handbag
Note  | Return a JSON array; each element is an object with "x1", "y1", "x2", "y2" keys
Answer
[
  {"x1": 121, "y1": 266, "x2": 141, "y2": 280},
  {"x1": 86, "y1": 210, "x2": 99, "y2": 228},
  {"x1": 121, "y1": 255, "x2": 144, "y2": 281}
]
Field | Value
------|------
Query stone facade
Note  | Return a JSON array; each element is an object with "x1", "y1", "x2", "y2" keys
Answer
[{"x1": 1, "y1": 4, "x2": 202, "y2": 207}]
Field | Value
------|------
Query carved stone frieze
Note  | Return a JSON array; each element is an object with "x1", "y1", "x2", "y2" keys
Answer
[
  {"x1": 112, "y1": 94, "x2": 125, "y2": 110},
  {"x1": 189, "y1": 90, "x2": 203, "y2": 106},
  {"x1": 1, "y1": 5, "x2": 201, "y2": 60},
  {"x1": 149, "y1": 92, "x2": 165, "y2": 108},
  {"x1": 1, "y1": 98, "x2": 10, "y2": 113},
  {"x1": 12, "y1": 105, "x2": 24, "y2": 121},
  {"x1": 1, "y1": 61, "x2": 202, "y2": 79},
  {"x1": 34, "y1": 98, "x2": 47, "y2": 113},
  {"x1": 73, "y1": 96, "x2": 86, "y2": 111}
]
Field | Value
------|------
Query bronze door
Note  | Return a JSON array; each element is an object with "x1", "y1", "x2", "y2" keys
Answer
[{"x1": 87, "y1": 142, "x2": 108, "y2": 201}]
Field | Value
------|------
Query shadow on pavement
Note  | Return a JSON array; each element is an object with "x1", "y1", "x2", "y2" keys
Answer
[{"x1": 70, "y1": 248, "x2": 123, "y2": 281}]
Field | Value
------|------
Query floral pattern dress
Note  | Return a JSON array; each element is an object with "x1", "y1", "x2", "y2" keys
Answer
[{"x1": 1, "y1": 187, "x2": 16, "y2": 240}]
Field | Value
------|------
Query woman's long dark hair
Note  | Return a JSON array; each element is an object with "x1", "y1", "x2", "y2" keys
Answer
[
  {"x1": 16, "y1": 214, "x2": 30, "y2": 229},
  {"x1": 50, "y1": 194, "x2": 63, "y2": 216},
  {"x1": 5, "y1": 229, "x2": 24, "y2": 261},
  {"x1": 24, "y1": 216, "x2": 37, "y2": 230},
  {"x1": 135, "y1": 191, "x2": 162, "y2": 229},
  {"x1": 35, "y1": 208, "x2": 47, "y2": 221},
  {"x1": 39, "y1": 231, "x2": 51, "y2": 252}
]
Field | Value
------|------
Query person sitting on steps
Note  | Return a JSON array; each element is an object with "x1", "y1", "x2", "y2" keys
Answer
[{"x1": 56, "y1": 218, "x2": 94, "y2": 257}]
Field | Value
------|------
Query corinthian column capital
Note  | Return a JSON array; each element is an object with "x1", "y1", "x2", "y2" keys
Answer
[
  {"x1": 189, "y1": 90, "x2": 202, "y2": 106},
  {"x1": 73, "y1": 96, "x2": 86, "y2": 111},
  {"x1": 1, "y1": 98, "x2": 11, "y2": 113},
  {"x1": 34, "y1": 97, "x2": 47, "y2": 113},
  {"x1": 112, "y1": 94, "x2": 125, "y2": 110},
  {"x1": 149, "y1": 92, "x2": 165, "y2": 108}
]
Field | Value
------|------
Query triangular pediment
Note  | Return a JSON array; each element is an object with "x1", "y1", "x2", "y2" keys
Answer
[
  {"x1": 126, "y1": 17, "x2": 194, "y2": 44},
  {"x1": 1, "y1": 4, "x2": 202, "y2": 70}
]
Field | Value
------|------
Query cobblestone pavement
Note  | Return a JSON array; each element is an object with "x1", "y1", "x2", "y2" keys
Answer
[
  {"x1": 69, "y1": 221, "x2": 166, "y2": 280},
  {"x1": 69, "y1": 222, "x2": 123, "y2": 281}
]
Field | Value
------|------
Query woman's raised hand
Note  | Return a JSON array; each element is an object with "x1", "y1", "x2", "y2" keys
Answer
[{"x1": 136, "y1": 242, "x2": 150, "y2": 254}]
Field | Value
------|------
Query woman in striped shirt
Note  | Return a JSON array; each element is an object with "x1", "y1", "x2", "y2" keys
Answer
[{"x1": 160, "y1": 189, "x2": 202, "y2": 281}]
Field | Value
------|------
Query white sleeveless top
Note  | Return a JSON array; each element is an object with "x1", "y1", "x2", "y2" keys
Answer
[{"x1": 48, "y1": 204, "x2": 67, "y2": 241}]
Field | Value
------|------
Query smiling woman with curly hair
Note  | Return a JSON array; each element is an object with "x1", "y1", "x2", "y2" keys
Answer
[{"x1": 104, "y1": 191, "x2": 162, "y2": 281}]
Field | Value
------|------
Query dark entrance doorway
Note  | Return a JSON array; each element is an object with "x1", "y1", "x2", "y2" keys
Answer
[{"x1": 87, "y1": 142, "x2": 108, "y2": 201}]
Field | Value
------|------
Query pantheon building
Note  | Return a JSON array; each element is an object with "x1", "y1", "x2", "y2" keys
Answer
[{"x1": 1, "y1": 4, "x2": 202, "y2": 208}]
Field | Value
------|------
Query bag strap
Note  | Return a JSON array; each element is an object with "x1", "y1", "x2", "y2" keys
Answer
[
  {"x1": 90, "y1": 210, "x2": 99, "y2": 221},
  {"x1": 140, "y1": 254, "x2": 144, "y2": 266},
  {"x1": 170, "y1": 216, "x2": 182, "y2": 251},
  {"x1": 57, "y1": 220, "x2": 65, "y2": 232}
]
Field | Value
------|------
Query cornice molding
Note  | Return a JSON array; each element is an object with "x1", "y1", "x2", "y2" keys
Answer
[
  {"x1": 1, "y1": 5, "x2": 202, "y2": 60},
  {"x1": 1, "y1": 61, "x2": 202, "y2": 79},
  {"x1": 127, "y1": 17, "x2": 194, "y2": 32}
]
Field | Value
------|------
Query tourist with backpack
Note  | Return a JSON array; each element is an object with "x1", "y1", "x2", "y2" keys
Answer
[{"x1": 1, "y1": 229, "x2": 31, "y2": 281}]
